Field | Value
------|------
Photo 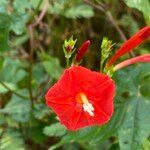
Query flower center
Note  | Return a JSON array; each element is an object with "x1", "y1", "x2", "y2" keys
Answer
[{"x1": 76, "y1": 92, "x2": 94, "y2": 116}]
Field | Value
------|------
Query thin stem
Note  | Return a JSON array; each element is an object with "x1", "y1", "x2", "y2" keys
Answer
[
  {"x1": 32, "y1": 0, "x2": 49, "y2": 27},
  {"x1": 28, "y1": 26, "x2": 34, "y2": 109},
  {"x1": 106, "y1": 11, "x2": 127, "y2": 42},
  {"x1": 100, "y1": 60, "x2": 103, "y2": 72},
  {"x1": 27, "y1": 0, "x2": 49, "y2": 109},
  {"x1": 0, "y1": 81, "x2": 29, "y2": 99},
  {"x1": 83, "y1": 0, "x2": 135, "y2": 57},
  {"x1": 106, "y1": 11, "x2": 135, "y2": 57},
  {"x1": 83, "y1": 0, "x2": 105, "y2": 12},
  {"x1": 66, "y1": 58, "x2": 69, "y2": 68}
]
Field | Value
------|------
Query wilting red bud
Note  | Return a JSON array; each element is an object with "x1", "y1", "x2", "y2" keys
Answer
[
  {"x1": 114, "y1": 54, "x2": 150, "y2": 71},
  {"x1": 107, "y1": 26, "x2": 150, "y2": 67},
  {"x1": 75, "y1": 40, "x2": 91, "y2": 62}
]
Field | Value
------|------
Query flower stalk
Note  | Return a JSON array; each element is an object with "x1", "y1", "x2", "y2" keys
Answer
[
  {"x1": 114, "y1": 54, "x2": 150, "y2": 71},
  {"x1": 100, "y1": 37, "x2": 114, "y2": 72}
]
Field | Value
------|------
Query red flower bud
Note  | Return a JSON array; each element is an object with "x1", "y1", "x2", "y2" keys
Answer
[
  {"x1": 107, "y1": 26, "x2": 150, "y2": 67},
  {"x1": 75, "y1": 40, "x2": 91, "y2": 62},
  {"x1": 114, "y1": 54, "x2": 150, "y2": 71}
]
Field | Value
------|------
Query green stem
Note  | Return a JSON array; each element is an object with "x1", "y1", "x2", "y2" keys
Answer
[
  {"x1": 28, "y1": 26, "x2": 34, "y2": 110},
  {"x1": 66, "y1": 58, "x2": 69, "y2": 68},
  {"x1": 0, "y1": 81, "x2": 29, "y2": 99},
  {"x1": 100, "y1": 60, "x2": 103, "y2": 72},
  {"x1": 83, "y1": 0, "x2": 135, "y2": 57}
]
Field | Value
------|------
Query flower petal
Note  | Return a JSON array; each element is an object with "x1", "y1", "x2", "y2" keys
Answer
[
  {"x1": 84, "y1": 101, "x2": 111, "y2": 126},
  {"x1": 107, "y1": 26, "x2": 150, "y2": 67},
  {"x1": 69, "y1": 66, "x2": 93, "y2": 92},
  {"x1": 45, "y1": 66, "x2": 115, "y2": 130},
  {"x1": 45, "y1": 82, "x2": 74, "y2": 104}
]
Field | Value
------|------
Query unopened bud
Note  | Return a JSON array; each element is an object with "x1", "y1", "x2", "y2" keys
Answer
[
  {"x1": 75, "y1": 40, "x2": 91, "y2": 63},
  {"x1": 63, "y1": 36, "x2": 77, "y2": 58}
]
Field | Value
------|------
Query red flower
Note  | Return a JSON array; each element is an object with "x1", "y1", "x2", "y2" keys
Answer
[
  {"x1": 107, "y1": 26, "x2": 150, "y2": 67},
  {"x1": 45, "y1": 66, "x2": 115, "y2": 130},
  {"x1": 75, "y1": 40, "x2": 91, "y2": 62},
  {"x1": 114, "y1": 54, "x2": 150, "y2": 71}
]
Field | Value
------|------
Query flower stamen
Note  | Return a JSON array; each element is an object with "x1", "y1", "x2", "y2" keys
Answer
[{"x1": 76, "y1": 93, "x2": 94, "y2": 116}]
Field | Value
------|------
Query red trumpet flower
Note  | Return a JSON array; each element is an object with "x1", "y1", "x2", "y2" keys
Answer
[
  {"x1": 107, "y1": 26, "x2": 150, "y2": 67},
  {"x1": 45, "y1": 66, "x2": 115, "y2": 130}
]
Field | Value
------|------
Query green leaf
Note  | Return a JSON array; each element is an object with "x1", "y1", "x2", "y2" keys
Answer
[
  {"x1": 0, "y1": 57, "x2": 27, "y2": 83},
  {"x1": 49, "y1": 105, "x2": 126, "y2": 150},
  {"x1": 0, "y1": 128, "x2": 25, "y2": 150},
  {"x1": 89, "y1": 104, "x2": 126, "y2": 146},
  {"x1": 113, "y1": 64, "x2": 150, "y2": 150},
  {"x1": 0, "y1": 13, "x2": 10, "y2": 51},
  {"x1": 41, "y1": 53, "x2": 63, "y2": 80},
  {"x1": 48, "y1": 0, "x2": 94, "y2": 19},
  {"x1": 0, "y1": 115, "x2": 6, "y2": 125},
  {"x1": 64, "y1": 5, "x2": 94, "y2": 18},
  {"x1": 125, "y1": 0, "x2": 150, "y2": 25},
  {"x1": 139, "y1": 75, "x2": 150, "y2": 99},
  {"x1": 0, "y1": 82, "x2": 17, "y2": 94},
  {"x1": 49, "y1": 127, "x2": 97, "y2": 150},
  {"x1": 10, "y1": 12, "x2": 29, "y2": 35},
  {"x1": 0, "y1": 0, "x2": 31, "y2": 36},
  {"x1": 114, "y1": 64, "x2": 150, "y2": 100},
  {"x1": 11, "y1": 34, "x2": 29, "y2": 47},
  {"x1": 9, "y1": 0, "x2": 31, "y2": 35},
  {"x1": 118, "y1": 97, "x2": 150, "y2": 150},
  {"x1": 33, "y1": 103, "x2": 50, "y2": 120},
  {"x1": 30, "y1": 0, "x2": 43, "y2": 10},
  {"x1": 42, "y1": 60, "x2": 63, "y2": 80},
  {"x1": 142, "y1": 139, "x2": 150, "y2": 150},
  {"x1": 43, "y1": 123, "x2": 66, "y2": 137},
  {"x1": 0, "y1": 56, "x2": 4, "y2": 70},
  {"x1": 0, "y1": 95, "x2": 31, "y2": 122},
  {"x1": 13, "y1": 0, "x2": 31, "y2": 13},
  {"x1": 0, "y1": 0, "x2": 8, "y2": 13},
  {"x1": 33, "y1": 63, "x2": 48, "y2": 85}
]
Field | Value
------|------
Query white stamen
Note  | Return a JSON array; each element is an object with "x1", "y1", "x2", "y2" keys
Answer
[
  {"x1": 83, "y1": 102, "x2": 94, "y2": 116},
  {"x1": 76, "y1": 92, "x2": 95, "y2": 117},
  {"x1": 88, "y1": 103, "x2": 94, "y2": 111}
]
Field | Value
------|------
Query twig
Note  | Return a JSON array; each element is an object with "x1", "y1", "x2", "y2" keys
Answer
[
  {"x1": 106, "y1": 11, "x2": 127, "y2": 42},
  {"x1": 83, "y1": 0, "x2": 135, "y2": 57},
  {"x1": 106, "y1": 11, "x2": 134, "y2": 57},
  {"x1": 28, "y1": 25, "x2": 34, "y2": 109},
  {"x1": 0, "y1": 81, "x2": 29, "y2": 99},
  {"x1": 32, "y1": 0, "x2": 49, "y2": 27},
  {"x1": 27, "y1": 0, "x2": 49, "y2": 109},
  {"x1": 83, "y1": 0, "x2": 105, "y2": 13}
]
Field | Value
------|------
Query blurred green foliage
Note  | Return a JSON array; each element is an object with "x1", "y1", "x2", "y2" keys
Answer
[{"x1": 0, "y1": 0, "x2": 150, "y2": 150}]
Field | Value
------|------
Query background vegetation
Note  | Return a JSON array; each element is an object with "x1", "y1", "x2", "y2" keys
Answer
[{"x1": 0, "y1": 0, "x2": 150, "y2": 149}]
